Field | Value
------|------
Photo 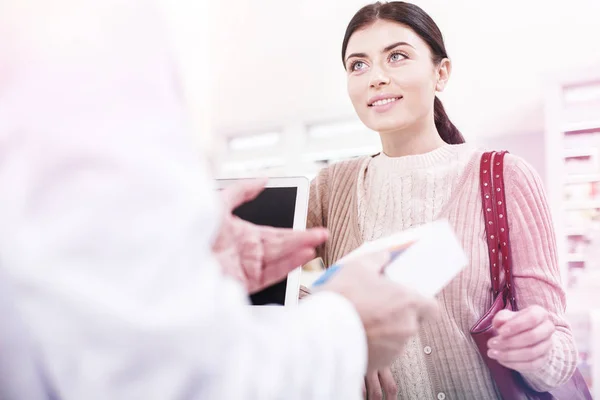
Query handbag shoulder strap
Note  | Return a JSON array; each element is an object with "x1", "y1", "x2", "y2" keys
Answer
[{"x1": 479, "y1": 151, "x2": 517, "y2": 310}]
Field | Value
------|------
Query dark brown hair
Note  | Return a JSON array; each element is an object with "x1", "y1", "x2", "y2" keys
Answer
[{"x1": 342, "y1": 1, "x2": 465, "y2": 144}]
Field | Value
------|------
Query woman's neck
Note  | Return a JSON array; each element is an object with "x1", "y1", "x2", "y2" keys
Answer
[{"x1": 379, "y1": 122, "x2": 447, "y2": 157}]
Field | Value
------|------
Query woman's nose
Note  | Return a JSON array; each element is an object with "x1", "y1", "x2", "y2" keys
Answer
[{"x1": 369, "y1": 69, "x2": 391, "y2": 88}]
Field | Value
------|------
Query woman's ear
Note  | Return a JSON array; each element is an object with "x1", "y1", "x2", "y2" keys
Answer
[{"x1": 436, "y1": 58, "x2": 452, "y2": 92}]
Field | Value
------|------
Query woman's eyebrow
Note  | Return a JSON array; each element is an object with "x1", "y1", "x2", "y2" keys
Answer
[{"x1": 345, "y1": 41, "x2": 415, "y2": 64}]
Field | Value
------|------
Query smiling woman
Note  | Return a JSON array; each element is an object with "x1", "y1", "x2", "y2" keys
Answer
[{"x1": 305, "y1": 1, "x2": 581, "y2": 399}]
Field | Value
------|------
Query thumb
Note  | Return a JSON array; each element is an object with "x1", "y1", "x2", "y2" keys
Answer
[
  {"x1": 222, "y1": 177, "x2": 268, "y2": 210},
  {"x1": 492, "y1": 309, "x2": 516, "y2": 330}
]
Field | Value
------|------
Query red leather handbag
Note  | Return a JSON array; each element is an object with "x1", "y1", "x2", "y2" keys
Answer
[{"x1": 470, "y1": 151, "x2": 593, "y2": 400}]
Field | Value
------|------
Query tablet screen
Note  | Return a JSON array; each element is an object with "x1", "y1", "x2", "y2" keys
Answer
[{"x1": 232, "y1": 187, "x2": 298, "y2": 305}]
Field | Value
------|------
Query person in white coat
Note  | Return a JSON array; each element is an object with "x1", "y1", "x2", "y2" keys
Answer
[{"x1": 0, "y1": 1, "x2": 438, "y2": 399}]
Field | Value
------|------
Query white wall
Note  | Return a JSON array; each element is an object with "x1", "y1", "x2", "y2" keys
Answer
[{"x1": 156, "y1": 0, "x2": 215, "y2": 154}]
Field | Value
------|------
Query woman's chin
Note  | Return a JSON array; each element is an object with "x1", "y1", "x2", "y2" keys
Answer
[{"x1": 365, "y1": 118, "x2": 409, "y2": 135}]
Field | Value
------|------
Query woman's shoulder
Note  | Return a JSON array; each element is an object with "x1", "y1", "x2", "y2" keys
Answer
[
  {"x1": 473, "y1": 150, "x2": 546, "y2": 202},
  {"x1": 473, "y1": 148, "x2": 541, "y2": 182},
  {"x1": 308, "y1": 156, "x2": 370, "y2": 230},
  {"x1": 503, "y1": 153, "x2": 539, "y2": 176},
  {"x1": 312, "y1": 155, "x2": 371, "y2": 187},
  {"x1": 502, "y1": 153, "x2": 547, "y2": 197},
  {"x1": 450, "y1": 147, "x2": 544, "y2": 193}
]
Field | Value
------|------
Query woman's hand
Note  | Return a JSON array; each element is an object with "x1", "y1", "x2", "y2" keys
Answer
[
  {"x1": 487, "y1": 305, "x2": 555, "y2": 373},
  {"x1": 363, "y1": 368, "x2": 397, "y2": 400}
]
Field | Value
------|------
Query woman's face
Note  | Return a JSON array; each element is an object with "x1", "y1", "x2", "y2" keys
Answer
[{"x1": 344, "y1": 20, "x2": 450, "y2": 134}]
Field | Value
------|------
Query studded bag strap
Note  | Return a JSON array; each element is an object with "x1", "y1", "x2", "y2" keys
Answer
[
  {"x1": 480, "y1": 151, "x2": 517, "y2": 310},
  {"x1": 480, "y1": 152, "x2": 502, "y2": 298}
]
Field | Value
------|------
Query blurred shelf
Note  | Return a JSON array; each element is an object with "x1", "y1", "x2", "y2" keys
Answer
[
  {"x1": 565, "y1": 201, "x2": 600, "y2": 210},
  {"x1": 563, "y1": 120, "x2": 600, "y2": 134},
  {"x1": 564, "y1": 148, "x2": 597, "y2": 159},
  {"x1": 566, "y1": 174, "x2": 600, "y2": 184},
  {"x1": 546, "y1": 67, "x2": 600, "y2": 399},
  {"x1": 567, "y1": 253, "x2": 586, "y2": 263}
]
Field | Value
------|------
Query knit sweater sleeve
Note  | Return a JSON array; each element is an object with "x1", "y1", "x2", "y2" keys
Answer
[
  {"x1": 307, "y1": 166, "x2": 331, "y2": 262},
  {"x1": 504, "y1": 154, "x2": 579, "y2": 391}
]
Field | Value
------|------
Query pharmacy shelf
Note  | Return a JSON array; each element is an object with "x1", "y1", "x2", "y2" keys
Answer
[
  {"x1": 566, "y1": 174, "x2": 600, "y2": 184},
  {"x1": 567, "y1": 253, "x2": 586, "y2": 263},
  {"x1": 563, "y1": 120, "x2": 600, "y2": 134},
  {"x1": 544, "y1": 66, "x2": 600, "y2": 397},
  {"x1": 564, "y1": 201, "x2": 600, "y2": 210}
]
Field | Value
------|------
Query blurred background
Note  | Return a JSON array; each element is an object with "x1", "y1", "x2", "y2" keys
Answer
[{"x1": 160, "y1": 0, "x2": 600, "y2": 395}]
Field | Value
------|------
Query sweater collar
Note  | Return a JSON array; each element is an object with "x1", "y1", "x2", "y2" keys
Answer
[{"x1": 372, "y1": 143, "x2": 473, "y2": 171}]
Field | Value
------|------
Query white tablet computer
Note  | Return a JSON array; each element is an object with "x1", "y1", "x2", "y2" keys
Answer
[{"x1": 216, "y1": 177, "x2": 309, "y2": 307}]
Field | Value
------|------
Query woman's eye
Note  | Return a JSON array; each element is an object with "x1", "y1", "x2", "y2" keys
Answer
[
  {"x1": 389, "y1": 52, "x2": 406, "y2": 62},
  {"x1": 351, "y1": 61, "x2": 367, "y2": 71}
]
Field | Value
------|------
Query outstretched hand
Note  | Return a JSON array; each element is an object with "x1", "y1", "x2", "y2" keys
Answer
[{"x1": 212, "y1": 178, "x2": 328, "y2": 294}]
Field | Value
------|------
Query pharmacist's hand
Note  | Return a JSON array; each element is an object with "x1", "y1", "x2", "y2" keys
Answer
[
  {"x1": 319, "y1": 252, "x2": 439, "y2": 372},
  {"x1": 487, "y1": 305, "x2": 555, "y2": 373},
  {"x1": 212, "y1": 178, "x2": 329, "y2": 294},
  {"x1": 363, "y1": 368, "x2": 397, "y2": 400}
]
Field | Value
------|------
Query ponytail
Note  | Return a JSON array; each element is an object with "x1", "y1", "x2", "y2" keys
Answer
[{"x1": 434, "y1": 97, "x2": 465, "y2": 144}]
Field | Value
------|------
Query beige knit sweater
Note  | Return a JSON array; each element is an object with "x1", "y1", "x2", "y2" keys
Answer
[{"x1": 307, "y1": 144, "x2": 578, "y2": 399}]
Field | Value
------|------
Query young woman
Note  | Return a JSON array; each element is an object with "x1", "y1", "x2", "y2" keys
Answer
[{"x1": 306, "y1": 2, "x2": 578, "y2": 399}]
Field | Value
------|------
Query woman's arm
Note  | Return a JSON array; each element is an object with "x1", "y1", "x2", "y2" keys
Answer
[
  {"x1": 299, "y1": 168, "x2": 333, "y2": 299},
  {"x1": 307, "y1": 167, "x2": 332, "y2": 262},
  {"x1": 500, "y1": 155, "x2": 579, "y2": 391}
]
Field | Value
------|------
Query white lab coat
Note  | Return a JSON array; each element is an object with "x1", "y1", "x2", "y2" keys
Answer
[{"x1": 0, "y1": 1, "x2": 367, "y2": 399}]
